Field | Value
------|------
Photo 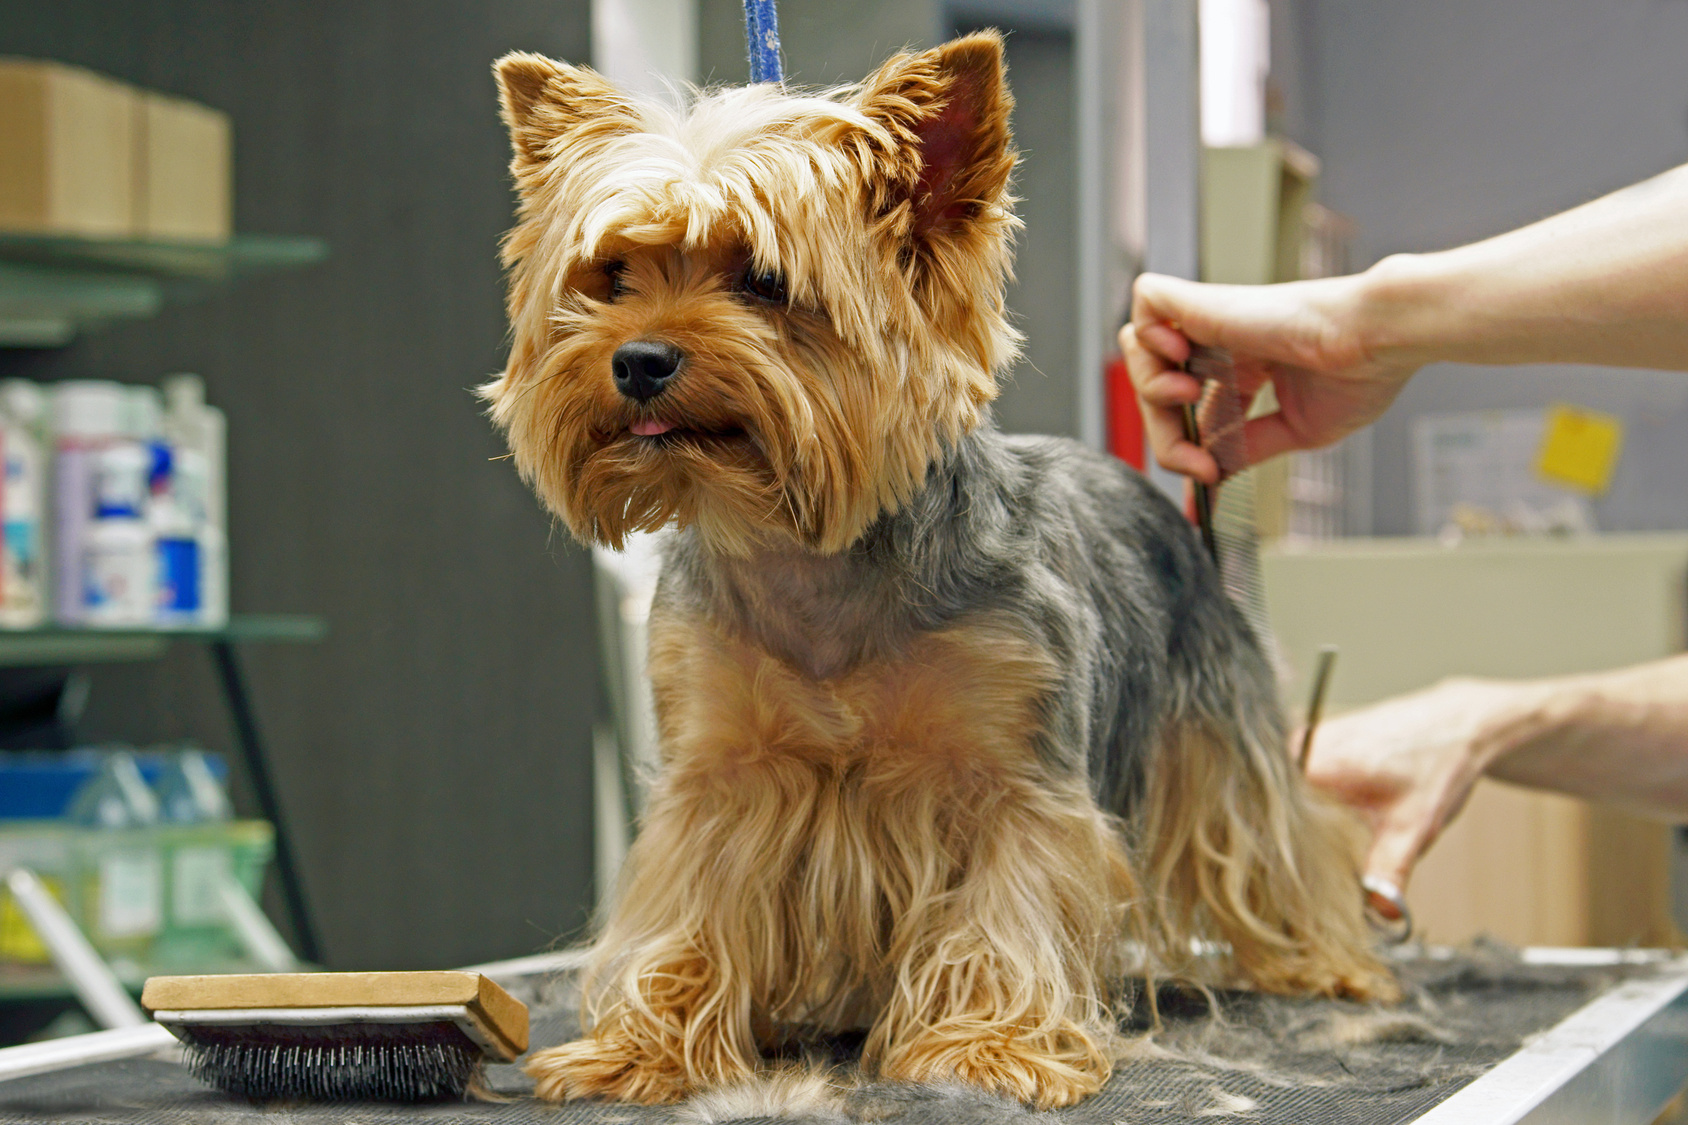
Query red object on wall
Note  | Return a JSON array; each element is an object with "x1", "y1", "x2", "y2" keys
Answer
[{"x1": 1105, "y1": 356, "x2": 1145, "y2": 470}]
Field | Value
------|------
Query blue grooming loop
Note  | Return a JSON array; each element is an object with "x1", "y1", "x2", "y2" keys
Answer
[{"x1": 743, "y1": 0, "x2": 783, "y2": 83}]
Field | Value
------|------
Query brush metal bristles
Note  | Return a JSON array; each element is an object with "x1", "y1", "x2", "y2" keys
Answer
[{"x1": 176, "y1": 1020, "x2": 484, "y2": 1101}]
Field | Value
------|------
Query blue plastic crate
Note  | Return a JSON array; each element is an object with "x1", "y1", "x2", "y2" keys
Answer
[{"x1": 0, "y1": 749, "x2": 228, "y2": 820}]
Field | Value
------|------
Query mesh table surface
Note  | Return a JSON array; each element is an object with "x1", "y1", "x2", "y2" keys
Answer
[{"x1": 0, "y1": 951, "x2": 1643, "y2": 1125}]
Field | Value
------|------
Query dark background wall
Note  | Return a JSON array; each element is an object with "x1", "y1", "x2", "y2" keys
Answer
[{"x1": 0, "y1": 1, "x2": 601, "y2": 969}]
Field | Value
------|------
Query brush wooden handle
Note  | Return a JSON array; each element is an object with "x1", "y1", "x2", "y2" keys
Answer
[{"x1": 142, "y1": 971, "x2": 529, "y2": 1057}]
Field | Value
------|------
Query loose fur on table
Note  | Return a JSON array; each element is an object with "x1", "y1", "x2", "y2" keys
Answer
[{"x1": 483, "y1": 30, "x2": 1395, "y2": 1110}]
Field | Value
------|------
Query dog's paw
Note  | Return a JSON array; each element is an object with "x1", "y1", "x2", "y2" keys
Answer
[
  {"x1": 525, "y1": 1036, "x2": 700, "y2": 1104},
  {"x1": 879, "y1": 1034, "x2": 1108, "y2": 1109}
]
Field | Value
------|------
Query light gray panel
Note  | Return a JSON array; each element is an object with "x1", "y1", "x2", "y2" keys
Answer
[
  {"x1": 699, "y1": 0, "x2": 943, "y2": 87},
  {"x1": 1304, "y1": 1, "x2": 1688, "y2": 533},
  {"x1": 1141, "y1": 0, "x2": 1200, "y2": 282},
  {"x1": 984, "y1": 28, "x2": 1079, "y2": 439}
]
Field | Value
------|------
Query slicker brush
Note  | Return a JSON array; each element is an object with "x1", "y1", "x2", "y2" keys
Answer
[{"x1": 141, "y1": 971, "x2": 528, "y2": 1101}]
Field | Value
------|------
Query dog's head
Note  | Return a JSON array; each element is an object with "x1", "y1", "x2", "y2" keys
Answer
[{"x1": 484, "y1": 33, "x2": 1019, "y2": 555}]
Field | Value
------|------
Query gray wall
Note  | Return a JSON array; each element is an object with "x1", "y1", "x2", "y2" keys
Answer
[
  {"x1": 974, "y1": 27, "x2": 1079, "y2": 440},
  {"x1": 1294, "y1": 0, "x2": 1688, "y2": 534},
  {"x1": 0, "y1": 1, "x2": 601, "y2": 969},
  {"x1": 700, "y1": 0, "x2": 943, "y2": 87}
]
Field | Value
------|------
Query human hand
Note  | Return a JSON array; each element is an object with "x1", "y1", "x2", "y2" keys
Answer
[
  {"x1": 1301, "y1": 677, "x2": 1546, "y2": 916},
  {"x1": 1119, "y1": 271, "x2": 1419, "y2": 483}
]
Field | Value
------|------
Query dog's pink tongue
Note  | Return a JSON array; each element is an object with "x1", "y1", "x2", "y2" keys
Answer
[{"x1": 631, "y1": 419, "x2": 675, "y2": 437}]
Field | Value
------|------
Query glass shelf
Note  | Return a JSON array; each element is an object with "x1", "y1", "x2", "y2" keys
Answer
[
  {"x1": 0, "y1": 233, "x2": 328, "y2": 347},
  {"x1": 0, "y1": 614, "x2": 326, "y2": 667},
  {"x1": 0, "y1": 233, "x2": 328, "y2": 281}
]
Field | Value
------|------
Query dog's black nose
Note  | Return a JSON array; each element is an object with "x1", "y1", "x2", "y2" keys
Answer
[{"x1": 611, "y1": 340, "x2": 684, "y2": 402}]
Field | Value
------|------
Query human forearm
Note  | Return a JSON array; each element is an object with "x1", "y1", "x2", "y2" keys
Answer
[
  {"x1": 1479, "y1": 655, "x2": 1688, "y2": 821},
  {"x1": 1126, "y1": 161, "x2": 1688, "y2": 477},
  {"x1": 1305, "y1": 656, "x2": 1688, "y2": 895},
  {"x1": 1356, "y1": 163, "x2": 1688, "y2": 372}
]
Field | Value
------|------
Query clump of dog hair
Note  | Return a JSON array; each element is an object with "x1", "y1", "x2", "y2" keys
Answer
[{"x1": 673, "y1": 1067, "x2": 854, "y2": 1124}]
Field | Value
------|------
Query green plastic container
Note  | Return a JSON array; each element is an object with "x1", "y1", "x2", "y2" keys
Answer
[{"x1": 0, "y1": 819, "x2": 273, "y2": 970}]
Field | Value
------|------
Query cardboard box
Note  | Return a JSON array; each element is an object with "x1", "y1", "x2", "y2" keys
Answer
[
  {"x1": 137, "y1": 91, "x2": 231, "y2": 243},
  {"x1": 0, "y1": 58, "x2": 137, "y2": 237}
]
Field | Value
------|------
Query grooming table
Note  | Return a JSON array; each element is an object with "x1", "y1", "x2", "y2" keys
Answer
[{"x1": 1, "y1": 947, "x2": 1685, "y2": 1125}]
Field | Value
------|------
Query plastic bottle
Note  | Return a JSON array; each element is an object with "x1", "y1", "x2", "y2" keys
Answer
[
  {"x1": 0, "y1": 381, "x2": 48, "y2": 628},
  {"x1": 84, "y1": 438, "x2": 154, "y2": 626},
  {"x1": 52, "y1": 382, "x2": 127, "y2": 626},
  {"x1": 132, "y1": 386, "x2": 195, "y2": 627},
  {"x1": 150, "y1": 453, "x2": 199, "y2": 627},
  {"x1": 162, "y1": 375, "x2": 227, "y2": 628}
]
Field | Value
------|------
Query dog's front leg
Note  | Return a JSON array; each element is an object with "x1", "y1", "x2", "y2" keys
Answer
[
  {"x1": 526, "y1": 781, "x2": 760, "y2": 1103},
  {"x1": 865, "y1": 782, "x2": 1133, "y2": 1109}
]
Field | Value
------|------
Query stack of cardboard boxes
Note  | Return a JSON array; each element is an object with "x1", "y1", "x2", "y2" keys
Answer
[{"x1": 0, "y1": 59, "x2": 230, "y2": 243}]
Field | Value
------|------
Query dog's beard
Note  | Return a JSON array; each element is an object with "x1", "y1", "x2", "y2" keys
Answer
[{"x1": 571, "y1": 422, "x2": 789, "y2": 554}]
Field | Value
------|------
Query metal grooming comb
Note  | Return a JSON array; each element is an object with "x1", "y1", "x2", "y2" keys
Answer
[{"x1": 1181, "y1": 346, "x2": 1271, "y2": 645}]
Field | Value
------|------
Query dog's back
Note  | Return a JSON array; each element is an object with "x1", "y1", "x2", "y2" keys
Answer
[{"x1": 949, "y1": 428, "x2": 1278, "y2": 818}]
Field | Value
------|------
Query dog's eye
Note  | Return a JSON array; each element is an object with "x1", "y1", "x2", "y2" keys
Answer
[
  {"x1": 604, "y1": 260, "x2": 628, "y2": 300},
  {"x1": 739, "y1": 265, "x2": 788, "y2": 304}
]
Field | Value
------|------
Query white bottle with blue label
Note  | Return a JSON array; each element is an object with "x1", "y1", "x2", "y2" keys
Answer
[
  {"x1": 52, "y1": 381, "x2": 127, "y2": 626},
  {"x1": 84, "y1": 439, "x2": 154, "y2": 627},
  {"x1": 83, "y1": 390, "x2": 166, "y2": 627},
  {"x1": 151, "y1": 445, "x2": 200, "y2": 626}
]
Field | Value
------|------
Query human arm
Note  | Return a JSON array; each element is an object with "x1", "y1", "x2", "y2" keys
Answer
[
  {"x1": 1121, "y1": 161, "x2": 1688, "y2": 483},
  {"x1": 1303, "y1": 654, "x2": 1688, "y2": 903}
]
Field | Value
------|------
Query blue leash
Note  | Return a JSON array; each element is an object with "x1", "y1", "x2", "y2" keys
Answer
[{"x1": 743, "y1": 0, "x2": 783, "y2": 83}]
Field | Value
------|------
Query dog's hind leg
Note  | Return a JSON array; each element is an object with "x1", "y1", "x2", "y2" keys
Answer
[{"x1": 1132, "y1": 702, "x2": 1398, "y2": 1001}]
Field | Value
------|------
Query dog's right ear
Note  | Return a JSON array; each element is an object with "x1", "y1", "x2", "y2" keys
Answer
[
  {"x1": 855, "y1": 33, "x2": 1013, "y2": 248},
  {"x1": 494, "y1": 52, "x2": 638, "y2": 165}
]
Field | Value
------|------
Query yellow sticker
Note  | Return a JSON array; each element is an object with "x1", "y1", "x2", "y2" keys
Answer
[{"x1": 1536, "y1": 404, "x2": 1623, "y2": 495}]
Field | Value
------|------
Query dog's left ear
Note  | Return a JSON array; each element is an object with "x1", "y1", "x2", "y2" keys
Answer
[
  {"x1": 856, "y1": 32, "x2": 1014, "y2": 247},
  {"x1": 494, "y1": 51, "x2": 638, "y2": 167}
]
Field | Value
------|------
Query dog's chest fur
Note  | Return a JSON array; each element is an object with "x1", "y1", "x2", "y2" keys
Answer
[{"x1": 649, "y1": 602, "x2": 1058, "y2": 789}]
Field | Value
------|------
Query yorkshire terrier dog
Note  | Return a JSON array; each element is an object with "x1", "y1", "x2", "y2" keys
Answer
[{"x1": 485, "y1": 32, "x2": 1394, "y2": 1109}]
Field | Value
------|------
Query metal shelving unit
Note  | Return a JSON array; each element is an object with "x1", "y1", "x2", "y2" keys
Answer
[
  {"x1": 0, "y1": 613, "x2": 324, "y2": 668},
  {"x1": 0, "y1": 615, "x2": 328, "y2": 965}
]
